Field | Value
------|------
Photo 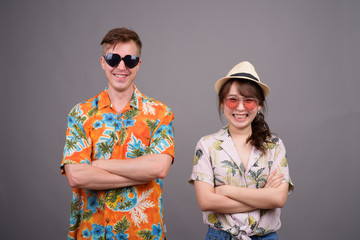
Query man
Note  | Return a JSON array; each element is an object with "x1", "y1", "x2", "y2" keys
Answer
[{"x1": 61, "y1": 28, "x2": 174, "y2": 240}]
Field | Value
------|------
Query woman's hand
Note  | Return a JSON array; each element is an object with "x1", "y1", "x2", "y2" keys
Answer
[
  {"x1": 215, "y1": 185, "x2": 232, "y2": 196},
  {"x1": 264, "y1": 170, "x2": 284, "y2": 188}
]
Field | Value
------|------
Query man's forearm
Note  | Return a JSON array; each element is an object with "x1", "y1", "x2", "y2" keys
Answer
[
  {"x1": 92, "y1": 154, "x2": 173, "y2": 181},
  {"x1": 64, "y1": 164, "x2": 148, "y2": 190}
]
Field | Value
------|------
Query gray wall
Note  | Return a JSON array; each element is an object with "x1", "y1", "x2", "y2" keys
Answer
[{"x1": 1, "y1": 0, "x2": 359, "y2": 239}]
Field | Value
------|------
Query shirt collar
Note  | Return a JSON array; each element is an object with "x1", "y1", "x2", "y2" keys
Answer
[
  {"x1": 97, "y1": 85, "x2": 142, "y2": 110},
  {"x1": 214, "y1": 126, "x2": 231, "y2": 141}
]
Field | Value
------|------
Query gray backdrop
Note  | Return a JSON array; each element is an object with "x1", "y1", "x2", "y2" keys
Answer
[{"x1": 1, "y1": 0, "x2": 359, "y2": 239}]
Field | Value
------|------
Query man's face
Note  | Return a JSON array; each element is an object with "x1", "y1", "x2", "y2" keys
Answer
[{"x1": 100, "y1": 41, "x2": 141, "y2": 95}]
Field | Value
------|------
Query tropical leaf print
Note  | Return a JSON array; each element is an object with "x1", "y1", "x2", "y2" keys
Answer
[
  {"x1": 213, "y1": 140, "x2": 223, "y2": 150},
  {"x1": 72, "y1": 125, "x2": 88, "y2": 141},
  {"x1": 137, "y1": 230, "x2": 153, "y2": 240},
  {"x1": 254, "y1": 227, "x2": 274, "y2": 236},
  {"x1": 124, "y1": 108, "x2": 139, "y2": 119},
  {"x1": 108, "y1": 131, "x2": 118, "y2": 143},
  {"x1": 66, "y1": 139, "x2": 78, "y2": 151},
  {"x1": 193, "y1": 149, "x2": 203, "y2": 165},
  {"x1": 145, "y1": 145, "x2": 155, "y2": 154},
  {"x1": 82, "y1": 210, "x2": 93, "y2": 221},
  {"x1": 260, "y1": 209, "x2": 268, "y2": 217},
  {"x1": 145, "y1": 119, "x2": 157, "y2": 135},
  {"x1": 130, "y1": 189, "x2": 155, "y2": 228},
  {"x1": 208, "y1": 213, "x2": 218, "y2": 224},
  {"x1": 106, "y1": 189, "x2": 123, "y2": 205},
  {"x1": 126, "y1": 133, "x2": 146, "y2": 158},
  {"x1": 247, "y1": 215, "x2": 258, "y2": 230},
  {"x1": 151, "y1": 137, "x2": 162, "y2": 146},
  {"x1": 69, "y1": 108, "x2": 87, "y2": 124},
  {"x1": 281, "y1": 157, "x2": 288, "y2": 167},
  {"x1": 98, "y1": 196, "x2": 106, "y2": 211},
  {"x1": 247, "y1": 168, "x2": 267, "y2": 188},
  {"x1": 98, "y1": 142, "x2": 113, "y2": 156},
  {"x1": 221, "y1": 160, "x2": 239, "y2": 177},
  {"x1": 71, "y1": 195, "x2": 83, "y2": 216},
  {"x1": 114, "y1": 216, "x2": 131, "y2": 234},
  {"x1": 119, "y1": 128, "x2": 127, "y2": 145},
  {"x1": 214, "y1": 173, "x2": 225, "y2": 185},
  {"x1": 69, "y1": 214, "x2": 82, "y2": 232},
  {"x1": 142, "y1": 100, "x2": 158, "y2": 115},
  {"x1": 88, "y1": 106, "x2": 98, "y2": 117},
  {"x1": 105, "y1": 187, "x2": 137, "y2": 212}
]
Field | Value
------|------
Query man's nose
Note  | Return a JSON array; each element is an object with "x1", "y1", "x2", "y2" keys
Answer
[{"x1": 116, "y1": 60, "x2": 127, "y2": 70}]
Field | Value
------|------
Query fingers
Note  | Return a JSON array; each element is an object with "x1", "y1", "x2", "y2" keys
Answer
[{"x1": 265, "y1": 170, "x2": 284, "y2": 188}]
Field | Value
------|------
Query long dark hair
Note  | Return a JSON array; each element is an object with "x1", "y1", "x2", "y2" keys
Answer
[{"x1": 218, "y1": 79, "x2": 272, "y2": 153}]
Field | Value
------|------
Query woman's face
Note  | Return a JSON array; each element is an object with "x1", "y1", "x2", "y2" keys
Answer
[{"x1": 222, "y1": 82, "x2": 261, "y2": 132}]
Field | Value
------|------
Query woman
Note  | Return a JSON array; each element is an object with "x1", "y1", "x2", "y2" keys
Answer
[{"x1": 189, "y1": 61, "x2": 294, "y2": 240}]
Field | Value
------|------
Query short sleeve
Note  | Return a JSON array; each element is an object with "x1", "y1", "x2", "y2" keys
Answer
[
  {"x1": 189, "y1": 139, "x2": 214, "y2": 186},
  {"x1": 60, "y1": 105, "x2": 92, "y2": 175},
  {"x1": 149, "y1": 109, "x2": 175, "y2": 160},
  {"x1": 270, "y1": 138, "x2": 294, "y2": 193}
]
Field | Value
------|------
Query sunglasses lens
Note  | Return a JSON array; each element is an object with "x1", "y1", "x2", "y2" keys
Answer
[
  {"x1": 105, "y1": 53, "x2": 121, "y2": 67},
  {"x1": 123, "y1": 55, "x2": 139, "y2": 69},
  {"x1": 225, "y1": 99, "x2": 239, "y2": 109},
  {"x1": 225, "y1": 98, "x2": 258, "y2": 110},
  {"x1": 243, "y1": 99, "x2": 257, "y2": 110}
]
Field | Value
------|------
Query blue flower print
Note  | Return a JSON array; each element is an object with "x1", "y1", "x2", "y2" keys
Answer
[
  {"x1": 80, "y1": 158, "x2": 91, "y2": 165},
  {"x1": 126, "y1": 134, "x2": 146, "y2": 158},
  {"x1": 155, "y1": 179, "x2": 164, "y2": 188},
  {"x1": 90, "y1": 223, "x2": 105, "y2": 238},
  {"x1": 115, "y1": 232, "x2": 129, "y2": 240},
  {"x1": 82, "y1": 229, "x2": 90, "y2": 239},
  {"x1": 91, "y1": 97, "x2": 99, "y2": 108},
  {"x1": 150, "y1": 123, "x2": 174, "y2": 153},
  {"x1": 68, "y1": 115, "x2": 76, "y2": 127},
  {"x1": 151, "y1": 223, "x2": 162, "y2": 239},
  {"x1": 158, "y1": 195, "x2": 164, "y2": 221},
  {"x1": 154, "y1": 122, "x2": 174, "y2": 138},
  {"x1": 114, "y1": 119, "x2": 123, "y2": 131},
  {"x1": 102, "y1": 113, "x2": 116, "y2": 125},
  {"x1": 123, "y1": 119, "x2": 135, "y2": 128},
  {"x1": 93, "y1": 120, "x2": 103, "y2": 129},
  {"x1": 70, "y1": 194, "x2": 83, "y2": 226},
  {"x1": 87, "y1": 196, "x2": 99, "y2": 213},
  {"x1": 105, "y1": 225, "x2": 115, "y2": 240}
]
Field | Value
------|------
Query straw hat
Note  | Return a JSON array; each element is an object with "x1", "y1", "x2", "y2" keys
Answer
[{"x1": 214, "y1": 61, "x2": 270, "y2": 96}]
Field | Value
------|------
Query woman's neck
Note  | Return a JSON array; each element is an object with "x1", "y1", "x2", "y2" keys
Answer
[{"x1": 228, "y1": 125, "x2": 252, "y2": 142}]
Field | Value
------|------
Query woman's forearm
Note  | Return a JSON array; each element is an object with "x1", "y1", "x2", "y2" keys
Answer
[
  {"x1": 194, "y1": 181, "x2": 257, "y2": 213},
  {"x1": 216, "y1": 183, "x2": 289, "y2": 209}
]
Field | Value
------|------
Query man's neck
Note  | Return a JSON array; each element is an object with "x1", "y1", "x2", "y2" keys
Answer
[{"x1": 107, "y1": 85, "x2": 135, "y2": 113}]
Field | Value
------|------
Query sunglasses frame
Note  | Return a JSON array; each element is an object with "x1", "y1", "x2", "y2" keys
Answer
[
  {"x1": 224, "y1": 97, "x2": 259, "y2": 111},
  {"x1": 103, "y1": 53, "x2": 140, "y2": 69}
]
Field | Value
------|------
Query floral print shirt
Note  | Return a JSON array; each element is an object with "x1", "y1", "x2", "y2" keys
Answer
[
  {"x1": 189, "y1": 126, "x2": 294, "y2": 240},
  {"x1": 61, "y1": 86, "x2": 174, "y2": 240}
]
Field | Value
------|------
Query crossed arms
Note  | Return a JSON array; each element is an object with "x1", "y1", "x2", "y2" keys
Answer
[
  {"x1": 194, "y1": 170, "x2": 289, "y2": 214},
  {"x1": 64, "y1": 154, "x2": 173, "y2": 190}
]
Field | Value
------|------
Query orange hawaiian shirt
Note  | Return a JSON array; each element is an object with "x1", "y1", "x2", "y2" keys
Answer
[{"x1": 61, "y1": 86, "x2": 174, "y2": 240}]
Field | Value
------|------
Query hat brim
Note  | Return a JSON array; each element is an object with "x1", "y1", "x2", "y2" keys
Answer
[{"x1": 214, "y1": 76, "x2": 270, "y2": 97}]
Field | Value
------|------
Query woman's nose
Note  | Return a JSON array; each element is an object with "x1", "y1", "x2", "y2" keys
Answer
[{"x1": 236, "y1": 100, "x2": 245, "y2": 110}]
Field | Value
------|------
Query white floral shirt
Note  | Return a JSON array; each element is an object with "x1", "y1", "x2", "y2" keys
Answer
[{"x1": 189, "y1": 126, "x2": 294, "y2": 240}]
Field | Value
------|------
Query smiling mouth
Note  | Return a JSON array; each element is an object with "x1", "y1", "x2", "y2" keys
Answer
[
  {"x1": 114, "y1": 74, "x2": 128, "y2": 78},
  {"x1": 233, "y1": 114, "x2": 248, "y2": 119}
]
